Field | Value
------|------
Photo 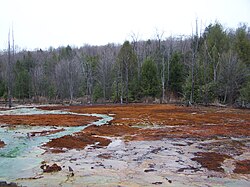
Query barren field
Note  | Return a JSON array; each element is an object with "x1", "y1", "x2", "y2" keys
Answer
[{"x1": 0, "y1": 104, "x2": 250, "y2": 186}]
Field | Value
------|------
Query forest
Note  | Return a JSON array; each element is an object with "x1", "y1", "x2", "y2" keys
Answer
[{"x1": 0, "y1": 22, "x2": 250, "y2": 106}]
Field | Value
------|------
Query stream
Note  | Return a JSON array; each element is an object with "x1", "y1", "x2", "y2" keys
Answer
[{"x1": 0, "y1": 107, "x2": 113, "y2": 181}]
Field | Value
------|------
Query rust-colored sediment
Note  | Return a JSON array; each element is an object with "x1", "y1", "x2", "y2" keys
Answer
[
  {"x1": 36, "y1": 105, "x2": 250, "y2": 149},
  {"x1": 0, "y1": 114, "x2": 98, "y2": 127},
  {"x1": 191, "y1": 152, "x2": 232, "y2": 172},
  {"x1": 1, "y1": 104, "x2": 250, "y2": 173},
  {"x1": 84, "y1": 124, "x2": 139, "y2": 137},
  {"x1": 39, "y1": 104, "x2": 250, "y2": 141},
  {"x1": 40, "y1": 104, "x2": 250, "y2": 127},
  {"x1": 43, "y1": 124, "x2": 137, "y2": 152},
  {"x1": 127, "y1": 122, "x2": 250, "y2": 141},
  {"x1": 0, "y1": 139, "x2": 5, "y2": 148},
  {"x1": 44, "y1": 133, "x2": 111, "y2": 150},
  {"x1": 233, "y1": 160, "x2": 250, "y2": 174}
]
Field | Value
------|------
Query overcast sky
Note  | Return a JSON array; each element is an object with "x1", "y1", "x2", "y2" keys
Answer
[{"x1": 0, "y1": 0, "x2": 249, "y2": 50}]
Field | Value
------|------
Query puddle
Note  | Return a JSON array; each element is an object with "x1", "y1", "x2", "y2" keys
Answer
[{"x1": 0, "y1": 107, "x2": 113, "y2": 182}]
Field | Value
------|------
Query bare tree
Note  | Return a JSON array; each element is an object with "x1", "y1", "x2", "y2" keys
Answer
[
  {"x1": 131, "y1": 32, "x2": 141, "y2": 81},
  {"x1": 7, "y1": 27, "x2": 14, "y2": 108},
  {"x1": 190, "y1": 19, "x2": 199, "y2": 104},
  {"x1": 218, "y1": 50, "x2": 247, "y2": 104},
  {"x1": 165, "y1": 36, "x2": 173, "y2": 102},
  {"x1": 97, "y1": 44, "x2": 116, "y2": 101},
  {"x1": 153, "y1": 30, "x2": 164, "y2": 102}
]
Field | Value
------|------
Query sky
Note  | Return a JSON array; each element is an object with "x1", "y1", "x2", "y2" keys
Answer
[{"x1": 0, "y1": 0, "x2": 249, "y2": 50}]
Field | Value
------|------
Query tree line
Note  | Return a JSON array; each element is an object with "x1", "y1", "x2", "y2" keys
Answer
[{"x1": 0, "y1": 22, "x2": 250, "y2": 106}]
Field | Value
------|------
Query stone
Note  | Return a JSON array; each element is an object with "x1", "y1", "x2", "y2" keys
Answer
[{"x1": 40, "y1": 163, "x2": 62, "y2": 173}]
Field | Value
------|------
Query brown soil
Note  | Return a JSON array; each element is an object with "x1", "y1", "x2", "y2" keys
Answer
[
  {"x1": 127, "y1": 122, "x2": 250, "y2": 141},
  {"x1": 43, "y1": 124, "x2": 137, "y2": 151},
  {"x1": 233, "y1": 160, "x2": 250, "y2": 174},
  {"x1": 0, "y1": 114, "x2": 98, "y2": 127},
  {"x1": 0, "y1": 139, "x2": 5, "y2": 148},
  {"x1": 39, "y1": 104, "x2": 250, "y2": 148},
  {"x1": 39, "y1": 104, "x2": 250, "y2": 127},
  {"x1": 44, "y1": 133, "x2": 111, "y2": 150},
  {"x1": 1, "y1": 104, "x2": 250, "y2": 175},
  {"x1": 84, "y1": 124, "x2": 139, "y2": 137},
  {"x1": 37, "y1": 104, "x2": 250, "y2": 174},
  {"x1": 38, "y1": 104, "x2": 250, "y2": 141},
  {"x1": 191, "y1": 152, "x2": 232, "y2": 172}
]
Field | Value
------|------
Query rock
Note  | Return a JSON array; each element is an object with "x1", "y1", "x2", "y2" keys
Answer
[
  {"x1": 152, "y1": 181, "x2": 163, "y2": 185},
  {"x1": 68, "y1": 166, "x2": 74, "y2": 177},
  {"x1": 40, "y1": 163, "x2": 62, "y2": 173},
  {"x1": 144, "y1": 168, "x2": 156, "y2": 172},
  {"x1": 0, "y1": 140, "x2": 5, "y2": 148},
  {"x1": 0, "y1": 181, "x2": 19, "y2": 187},
  {"x1": 166, "y1": 177, "x2": 172, "y2": 183},
  {"x1": 68, "y1": 166, "x2": 73, "y2": 172},
  {"x1": 148, "y1": 163, "x2": 156, "y2": 168},
  {"x1": 151, "y1": 147, "x2": 161, "y2": 154},
  {"x1": 97, "y1": 153, "x2": 112, "y2": 159}
]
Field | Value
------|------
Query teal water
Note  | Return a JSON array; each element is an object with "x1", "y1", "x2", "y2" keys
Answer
[{"x1": 0, "y1": 107, "x2": 113, "y2": 181}]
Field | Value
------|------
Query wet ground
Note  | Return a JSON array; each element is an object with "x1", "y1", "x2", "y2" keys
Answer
[{"x1": 0, "y1": 104, "x2": 249, "y2": 186}]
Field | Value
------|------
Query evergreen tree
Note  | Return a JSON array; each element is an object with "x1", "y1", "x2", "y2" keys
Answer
[
  {"x1": 117, "y1": 41, "x2": 137, "y2": 103},
  {"x1": 141, "y1": 58, "x2": 159, "y2": 97},
  {"x1": 234, "y1": 24, "x2": 250, "y2": 66},
  {"x1": 169, "y1": 52, "x2": 185, "y2": 96},
  {"x1": 14, "y1": 60, "x2": 31, "y2": 99}
]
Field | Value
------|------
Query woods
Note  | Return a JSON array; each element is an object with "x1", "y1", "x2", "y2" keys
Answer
[{"x1": 0, "y1": 22, "x2": 249, "y2": 106}]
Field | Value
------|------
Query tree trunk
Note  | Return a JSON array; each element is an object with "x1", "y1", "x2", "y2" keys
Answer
[
  {"x1": 125, "y1": 65, "x2": 129, "y2": 104},
  {"x1": 223, "y1": 87, "x2": 227, "y2": 103},
  {"x1": 203, "y1": 50, "x2": 208, "y2": 105},
  {"x1": 90, "y1": 69, "x2": 93, "y2": 104},
  {"x1": 166, "y1": 51, "x2": 170, "y2": 102},
  {"x1": 213, "y1": 65, "x2": 217, "y2": 82},
  {"x1": 190, "y1": 55, "x2": 195, "y2": 103},
  {"x1": 7, "y1": 29, "x2": 12, "y2": 108},
  {"x1": 161, "y1": 57, "x2": 165, "y2": 103},
  {"x1": 190, "y1": 19, "x2": 199, "y2": 104},
  {"x1": 116, "y1": 72, "x2": 119, "y2": 103},
  {"x1": 120, "y1": 65, "x2": 123, "y2": 104}
]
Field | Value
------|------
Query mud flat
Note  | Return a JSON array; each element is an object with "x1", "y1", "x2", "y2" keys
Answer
[
  {"x1": 17, "y1": 137, "x2": 250, "y2": 187},
  {"x1": 0, "y1": 107, "x2": 112, "y2": 185},
  {"x1": 0, "y1": 104, "x2": 250, "y2": 186}
]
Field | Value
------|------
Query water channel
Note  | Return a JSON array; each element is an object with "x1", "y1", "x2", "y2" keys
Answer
[{"x1": 0, "y1": 107, "x2": 113, "y2": 181}]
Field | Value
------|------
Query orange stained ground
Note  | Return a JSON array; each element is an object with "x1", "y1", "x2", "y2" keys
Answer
[
  {"x1": 1, "y1": 104, "x2": 250, "y2": 174},
  {"x1": 39, "y1": 104, "x2": 250, "y2": 140},
  {"x1": 0, "y1": 114, "x2": 98, "y2": 127},
  {"x1": 40, "y1": 104, "x2": 250, "y2": 127},
  {"x1": 233, "y1": 160, "x2": 250, "y2": 174},
  {"x1": 38, "y1": 105, "x2": 250, "y2": 156}
]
